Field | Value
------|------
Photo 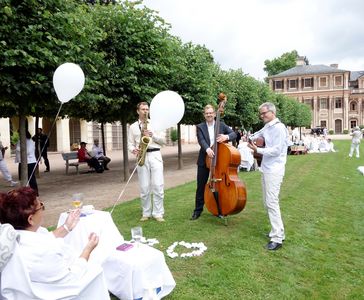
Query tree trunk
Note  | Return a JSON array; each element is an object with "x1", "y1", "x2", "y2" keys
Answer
[
  {"x1": 299, "y1": 127, "x2": 302, "y2": 141},
  {"x1": 19, "y1": 115, "x2": 28, "y2": 187},
  {"x1": 101, "y1": 122, "x2": 106, "y2": 156},
  {"x1": 177, "y1": 123, "x2": 183, "y2": 170},
  {"x1": 121, "y1": 120, "x2": 129, "y2": 182}
]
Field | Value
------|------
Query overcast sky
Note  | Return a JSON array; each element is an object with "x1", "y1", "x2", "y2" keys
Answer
[{"x1": 142, "y1": 0, "x2": 364, "y2": 80}]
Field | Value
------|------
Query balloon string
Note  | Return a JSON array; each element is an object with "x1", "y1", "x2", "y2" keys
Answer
[
  {"x1": 109, "y1": 139, "x2": 151, "y2": 216},
  {"x1": 27, "y1": 103, "x2": 63, "y2": 188}
]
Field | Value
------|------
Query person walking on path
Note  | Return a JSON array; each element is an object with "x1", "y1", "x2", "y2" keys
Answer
[
  {"x1": 128, "y1": 102, "x2": 166, "y2": 222},
  {"x1": 248, "y1": 102, "x2": 289, "y2": 251},
  {"x1": 0, "y1": 135, "x2": 18, "y2": 187},
  {"x1": 348, "y1": 126, "x2": 362, "y2": 158},
  {"x1": 15, "y1": 131, "x2": 38, "y2": 195},
  {"x1": 190, "y1": 104, "x2": 236, "y2": 221},
  {"x1": 34, "y1": 128, "x2": 50, "y2": 172}
]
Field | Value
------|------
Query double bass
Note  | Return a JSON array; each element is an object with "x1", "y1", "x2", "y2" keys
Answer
[{"x1": 204, "y1": 93, "x2": 247, "y2": 218}]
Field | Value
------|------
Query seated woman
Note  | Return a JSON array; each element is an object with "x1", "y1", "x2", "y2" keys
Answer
[{"x1": 0, "y1": 187, "x2": 100, "y2": 284}]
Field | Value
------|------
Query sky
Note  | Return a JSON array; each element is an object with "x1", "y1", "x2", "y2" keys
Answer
[{"x1": 142, "y1": 0, "x2": 364, "y2": 80}]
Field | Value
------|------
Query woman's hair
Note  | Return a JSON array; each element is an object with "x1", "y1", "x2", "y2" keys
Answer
[{"x1": 0, "y1": 187, "x2": 38, "y2": 230}]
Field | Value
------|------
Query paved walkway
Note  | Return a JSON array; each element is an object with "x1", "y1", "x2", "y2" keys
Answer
[{"x1": 0, "y1": 144, "x2": 200, "y2": 227}]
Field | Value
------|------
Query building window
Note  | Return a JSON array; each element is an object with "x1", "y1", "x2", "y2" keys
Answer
[
  {"x1": 289, "y1": 79, "x2": 297, "y2": 89},
  {"x1": 335, "y1": 97, "x2": 342, "y2": 109},
  {"x1": 303, "y1": 77, "x2": 313, "y2": 88},
  {"x1": 274, "y1": 80, "x2": 283, "y2": 90},
  {"x1": 350, "y1": 101, "x2": 357, "y2": 111},
  {"x1": 304, "y1": 98, "x2": 313, "y2": 108},
  {"x1": 334, "y1": 75, "x2": 343, "y2": 87},
  {"x1": 319, "y1": 77, "x2": 327, "y2": 87},
  {"x1": 320, "y1": 98, "x2": 328, "y2": 109},
  {"x1": 320, "y1": 120, "x2": 327, "y2": 128},
  {"x1": 350, "y1": 120, "x2": 357, "y2": 129}
]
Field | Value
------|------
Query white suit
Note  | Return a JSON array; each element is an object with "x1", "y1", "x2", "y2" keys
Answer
[{"x1": 128, "y1": 120, "x2": 166, "y2": 218}]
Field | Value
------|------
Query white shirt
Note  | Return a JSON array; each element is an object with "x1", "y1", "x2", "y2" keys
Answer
[
  {"x1": 207, "y1": 121, "x2": 215, "y2": 147},
  {"x1": 92, "y1": 144, "x2": 104, "y2": 158},
  {"x1": 15, "y1": 138, "x2": 37, "y2": 164},
  {"x1": 350, "y1": 130, "x2": 362, "y2": 144},
  {"x1": 18, "y1": 227, "x2": 88, "y2": 283},
  {"x1": 255, "y1": 118, "x2": 288, "y2": 175},
  {"x1": 128, "y1": 119, "x2": 165, "y2": 153}
]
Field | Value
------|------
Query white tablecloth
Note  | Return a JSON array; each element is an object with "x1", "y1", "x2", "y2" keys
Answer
[{"x1": 58, "y1": 210, "x2": 175, "y2": 300}]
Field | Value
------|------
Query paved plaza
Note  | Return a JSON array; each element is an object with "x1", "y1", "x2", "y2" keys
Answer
[{"x1": 0, "y1": 143, "x2": 200, "y2": 227}]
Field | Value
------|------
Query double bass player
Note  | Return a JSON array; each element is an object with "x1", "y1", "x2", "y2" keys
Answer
[{"x1": 190, "y1": 103, "x2": 236, "y2": 220}]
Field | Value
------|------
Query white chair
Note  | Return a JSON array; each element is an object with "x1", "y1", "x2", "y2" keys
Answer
[{"x1": 0, "y1": 224, "x2": 110, "y2": 300}]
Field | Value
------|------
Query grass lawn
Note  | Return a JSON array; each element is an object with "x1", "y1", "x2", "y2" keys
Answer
[{"x1": 109, "y1": 140, "x2": 364, "y2": 299}]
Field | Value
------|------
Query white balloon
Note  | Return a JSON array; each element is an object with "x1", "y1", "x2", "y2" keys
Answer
[
  {"x1": 150, "y1": 91, "x2": 185, "y2": 132},
  {"x1": 53, "y1": 63, "x2": 85, "y2": 103}
]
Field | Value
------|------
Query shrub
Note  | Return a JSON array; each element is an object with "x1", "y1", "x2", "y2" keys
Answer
[
  {"x1": 343, "y1": 129, "x2": 349, "y2": 134},
  {"x1": 329, "y1": 130, "x2": 334, "y2": 135},
  {"x1": 170, "y1": 128, "x2": 178, "y2": 142}
]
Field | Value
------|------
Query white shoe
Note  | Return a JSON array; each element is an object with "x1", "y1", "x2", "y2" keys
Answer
[{"x1": 9, "y1": 181, "x2": 18, "y2": 187}]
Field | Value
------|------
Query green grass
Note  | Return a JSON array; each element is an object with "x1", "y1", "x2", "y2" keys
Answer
[{"x1": 109, "y1": 140, "x2": 364, "y2": 299}]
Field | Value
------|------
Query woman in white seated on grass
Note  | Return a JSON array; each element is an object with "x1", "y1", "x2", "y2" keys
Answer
[{"x1": 0, "y1": 187, "x2": 99, "y2": 284}]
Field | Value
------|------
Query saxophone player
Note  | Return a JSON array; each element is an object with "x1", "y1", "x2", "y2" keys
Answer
[{"x1": 128, "y1": 102, "x2": 166, "y2": 222}]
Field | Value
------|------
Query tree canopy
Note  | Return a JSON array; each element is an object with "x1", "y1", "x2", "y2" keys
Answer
[{"x1": 1, "y1": 0, "x2": 312, "y2": 136}]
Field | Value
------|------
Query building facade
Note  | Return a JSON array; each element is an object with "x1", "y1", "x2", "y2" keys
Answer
[
  {"x1": 0, "y1": 116, "x2": 197, "y2": 158},
  {"x1": 269, "y1": 57, "x2": 364, "y2": 133}
]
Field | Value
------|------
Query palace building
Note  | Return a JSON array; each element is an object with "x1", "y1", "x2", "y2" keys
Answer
[{"x1": 268, "y1": 57, "x2": 364, "y2": 133}]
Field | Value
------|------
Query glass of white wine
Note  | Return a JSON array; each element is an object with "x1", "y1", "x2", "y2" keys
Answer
[
  {"x1": 131, "y1": 226, "x2": 143, "y2": 248},
  {"x1": 72, "y1": 193, "x2": 83, "y2": 209}
]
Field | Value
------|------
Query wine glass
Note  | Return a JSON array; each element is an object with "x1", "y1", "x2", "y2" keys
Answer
[
  {"x1": 72, "y1": 193, "x2": 83, "y2": 209},
  {"x1": 131, "y1": 226, "x2": 143, "y2": 247}
]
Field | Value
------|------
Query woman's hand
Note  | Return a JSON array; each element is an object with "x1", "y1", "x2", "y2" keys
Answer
[
  {"x1": 80, "y1": 232, "x2": 99, "y2": 261},
  {"x1": 64, "y1": 209, "x2": 81, "y2": 231}
]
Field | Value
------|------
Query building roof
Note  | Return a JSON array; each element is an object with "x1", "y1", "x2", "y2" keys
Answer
[
  {"x1": 350, "y1": 71, "x2": 364, "y2": 81},
  {"x1": 270, "y1": 64, "x2": 349, "y2": 78}
]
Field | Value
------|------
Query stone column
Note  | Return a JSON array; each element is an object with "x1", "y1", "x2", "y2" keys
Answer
[
  {"x1": 27, "y1": 116, "x2": 35, "y2": 136},
  {"x1": 343, "y1": 95, "x2": 349, "y2": 131},
  {"x1": 80, "y1": 120, "x2": 89, "y2": 144},
  {"x1": 56, "y1": 118, "x2": 70, "y2": 152}
]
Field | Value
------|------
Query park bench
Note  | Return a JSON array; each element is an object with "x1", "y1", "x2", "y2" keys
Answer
[
  {"x1": 61, "y1": 152, "x2": 105, "y2": 174},
  {"x1": 61, "y1": 152, "x2": 88, "y2": 175}
]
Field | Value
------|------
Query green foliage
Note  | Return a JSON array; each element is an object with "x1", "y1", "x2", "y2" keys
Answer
[
  {"x1": 10, "y1": 131, "x2": 19, "y2": 145},
  {"x1": 329, "y1": 130, "x2": 334, "y2": 135},
  {"x1": 264, "y1": 50, "x2": 303, "y2": 77},
  {"x1": 343, "y1": 129, "x2": 349, "y2": 134},
  {"x1": 0, "y1": 0, "x2": 312, "y2": 140},
  {"x1": 0, "y1": 0, "x2": 102, "y2": 117},
  {"x1": 170, "y1": 128, "x2": 178, "y2": 142},
  {"x1": 109, "y1": 140, "x2": 364, "y2": 299}
]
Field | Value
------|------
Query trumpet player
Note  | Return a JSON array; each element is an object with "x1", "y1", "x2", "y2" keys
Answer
[{"x1": 128, "y1": 102, "x2": 166, "y2": 222}]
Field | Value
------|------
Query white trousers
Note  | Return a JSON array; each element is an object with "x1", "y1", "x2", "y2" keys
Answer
[
  {"x1": 137, "y1": 151, "x2": 164, "y2": 218},
  {"x1": 349, "y1": 143, "x2": 360, "y2": 158},
  {"x1": 261, "y1": 172, "x2": 285, "y2": 243},
  {"x1": 0, "y1": 159, "x2": 12, "y2": 182}
]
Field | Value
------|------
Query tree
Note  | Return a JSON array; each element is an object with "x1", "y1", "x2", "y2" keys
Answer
[
  {"x1": 66, "y1": 2, "x2": 172, "y2": 180},
  {"x1": 263, "y1": 50, "x2": 308, "y2": 77},
  {"x1": 0, "y1": 0, "x2": 103, "y2": 184}
]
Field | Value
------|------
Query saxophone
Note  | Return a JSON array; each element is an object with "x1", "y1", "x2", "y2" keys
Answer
[{"x1": 137, "y1": 112, "x2": 151, "y2": 166}]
